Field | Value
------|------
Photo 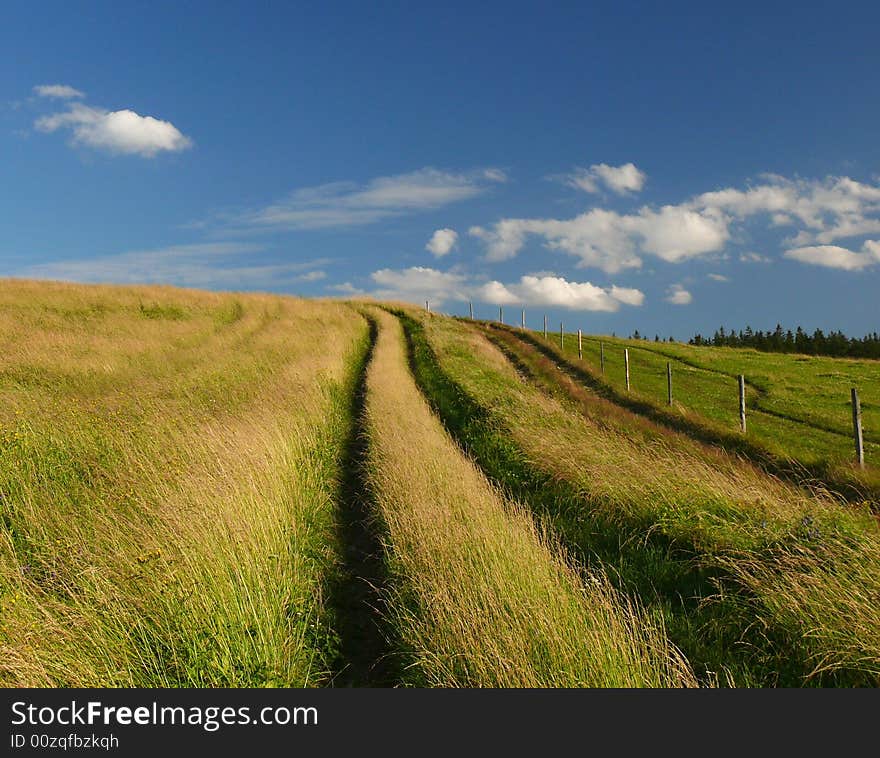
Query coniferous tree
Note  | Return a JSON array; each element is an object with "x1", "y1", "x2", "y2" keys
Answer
[{"x1": 685, "y1": 323, "x2": 880, "y2": 358}]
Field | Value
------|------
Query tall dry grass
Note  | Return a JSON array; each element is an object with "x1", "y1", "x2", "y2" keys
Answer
[
  {"x1": 416, "y1": 312, "x2": 880, "y2": 683},
  {"x1": 361, "y1": 307, "x2": 696, "y2": 687},
  {"x1": 0, "y1": 279, "x2": 367, "y2": 686}
]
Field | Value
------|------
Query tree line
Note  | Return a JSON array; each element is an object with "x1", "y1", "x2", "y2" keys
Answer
[{"x1": 687, "y1": 325, "x2": 880, "y2": 359}]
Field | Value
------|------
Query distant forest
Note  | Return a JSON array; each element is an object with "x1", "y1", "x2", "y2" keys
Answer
[{"x1": 687, "y1": 325, "x2": 880, "y2": 359}]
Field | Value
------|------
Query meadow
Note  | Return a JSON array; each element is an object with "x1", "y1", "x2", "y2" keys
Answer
[
  {"x1": 1, "y1": 279, "x2": 877, "y2": 687},
  {"x1": 522, "y1": 328, "x2": 879, "y2": 496},
  {"x1": 0, "y1": 280, "x2": 367, "y2": 685}
]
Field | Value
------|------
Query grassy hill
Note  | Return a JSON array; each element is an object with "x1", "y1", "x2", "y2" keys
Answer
[
  {"x1": 1, "y1": 280, "x2": 878, "y2": 687},
  {"x1": 499, "y1": 326, "x2": 878, "y2": 497}
]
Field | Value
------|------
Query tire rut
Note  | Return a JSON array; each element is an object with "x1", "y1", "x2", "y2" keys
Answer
[{"x1": 328, "y1": 315, "x2": 398, "y2": 687}]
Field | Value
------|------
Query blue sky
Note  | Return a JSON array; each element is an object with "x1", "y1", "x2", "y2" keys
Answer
[{"x1": 3, "y1": 1, "x2": 879, "y2": 338}]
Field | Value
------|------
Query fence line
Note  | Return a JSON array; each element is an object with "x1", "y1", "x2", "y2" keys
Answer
[{"x1": 543, "y1": 332, "x2": 870, "y2": 467}]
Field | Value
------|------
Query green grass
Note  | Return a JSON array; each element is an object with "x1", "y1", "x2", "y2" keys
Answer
[
  {"x1": 4, "y1": 279, "x2": 878, "y2": 688},
  {"x1": 515, "y1": 327, "x2": 879, "y2": 497},
  {"x1": 404, "y1": 310, "x2": 880, "y2": 685},
  {"x1": 0, "y1": 280, "x2": 368, "y2": 686},
  {"x1": 368, "y1": 307, "x2": 695, "y2": 687}
]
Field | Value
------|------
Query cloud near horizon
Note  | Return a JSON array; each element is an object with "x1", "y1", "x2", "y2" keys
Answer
[
  {"x1": 17, "y1": 243, "x2": 331, "y2": 290},
  {"x1": 784, "y1": 240, "x2": 880, "y2": 271},
  {"x1": 364, "y1": 266, "x2": 644, "y2": 311}
]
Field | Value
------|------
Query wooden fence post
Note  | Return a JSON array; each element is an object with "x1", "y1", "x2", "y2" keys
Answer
[
  {"x1": 469, "y1": 301, "x2": 473, "y2": 320},
  {"x1": 667, "y1": 362, "x2": 673, "y2": 406},
  {"x1": 600, "y1": 342, "x2": 605, "y2": 374},
  {"x1": 852, "y1": 388, "x2": 865, "y2": 468},
  {"x1": 739, "y1": 375, "x2": 747, "y2": 433},
  {"x1": 624, "y1": 349, "x2": 630, "y2": 391},
  {"x1": 577, "y1": 329, "x2": 583, "y2": 360},
  {"x1": 499, "y1": 306, "x2": 503, "y2": 324}
]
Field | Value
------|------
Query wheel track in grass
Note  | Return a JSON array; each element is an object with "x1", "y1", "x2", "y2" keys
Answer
[
  {"x1": 327, "y1": 313, "x2": 399, "y2": 687},
  {"x1": 397, "y1": 310, "x2": 878, "y2": 686}
]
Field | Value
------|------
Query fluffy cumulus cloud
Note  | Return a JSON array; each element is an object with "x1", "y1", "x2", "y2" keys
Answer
[
  {"x1": 35, "y1": 100, "x2": 192, "y2": 157},
  {"x1": 566, "y1": 162, "x2": 647, "y2": 195},
  {"x1": 243, "y1": 168, "x2": 505, "y2": 230},
  {"x1": 33, "y1": 83, "x2": 85, "y2": 99},
  {"x1": 783, "y1": 241, "x2": 880, "y2": 271},
  {"x1": 369, "y1": 266, "x2": 470, "y2": 305},
  {"x1": 470, "y1": 205, "x2": 727, "y2": 272},
  {"x1": 665, "y1": 284, "x2": 693, "y2": 305},
  {"x1": 471, "y1": 172, "x2": 880, "y2": 274},
  {"x1": 356, "y1": 267, "x2": 644, "y2": 312},
  {"x1": 476, "y1": 275, "x2": 644, "y2": 312},
  {"x1": 426, "y1": 228, "x2": 458, "y2": 257},
  {"x1": 707, "y1": 273, "x2": 729, "y2": 281}
]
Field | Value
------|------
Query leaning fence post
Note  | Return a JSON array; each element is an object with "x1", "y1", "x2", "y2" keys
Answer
[
  {"x1": 560, "y1": 322, "x2": 564, "y2": 349},
  {"x1": 600, "y1": 342, "x2": 605, "y2": 374},
  {"x1": 469, "y1": 301, "x2": 473, "y2": 320},
  {"x1": 624, "y1": 348, "x2": 630, "y2": 391},
  {"x1": 578, "y1": 329, "x2": 583, "y2": 360},
  {"x1": 739, "y1": 375, "x2": 747, "y2": 433},
  {"x1": 667, "y1": 362, "x2": 673, "y2": 406},
  {"x1": 544, "y1": 314, "x2": 548, "y2": 339},
  {"x1": 852, "y1": 388, "x2": 865, "y2": 468}
]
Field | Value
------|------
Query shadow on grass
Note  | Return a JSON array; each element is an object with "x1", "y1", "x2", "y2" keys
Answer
[
  {"x1": 396, "y1": 310, "x2": 871, "y2": 687},
  {"x1": 327, "y1": 314, "x2": 400, "y2": 687}
]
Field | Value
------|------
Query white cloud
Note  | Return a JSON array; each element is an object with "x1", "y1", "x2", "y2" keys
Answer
[
  {"x1": 18, "y1": 243, "x2": 331, "y2": 290},
  {"x1": 609, "y1": 285, "x2": 645, "y2": 306},
  {"x1": 694, "y1": 175, "x2": 880, "y2": 246},
  {"x1": 477, "y1": 280, "x2": 519, "y2": 305},
  {"x1": 739, "y1": 251, "x2": 772, "y2": 263},
  {"x1": 426, "y1": 228, "x2": 459, "y2": 257},
  {"x1": 707, "y1": 273, "x2": 729, "y2": 281},
  {"x1": 295, "y1": 270, "x2": 327, "y2": 282},
  {"x1": 783, "y1": 241, "x2": 880, "y2": 271},
  {"x1": 665, "y1": 284, "x2": 693, "y2": 305},
  {"x1": 369, "y1": 266, "x2": 470, "y2": 306},
  {"x1": 482, "y1": 168, "x2": 508, "y2": 183},
  {"x1": 329, "y1": 282, "x2": 366, "y2": 295},
  {"x1": 242, "y1": 168, "x2": 503, "y2": 230},
  {"x1": 479, "y1": 275, "x2": 634, "y2": 311},
  {"x1": 469, "y1": 220, "x2": 534, "y2": 263},
  {"x1": 470, "y1": 204, "x2": 726, "y2": 272},
  {"x1": 472, "y1": 172, "x2": 880, "y2": 273},
  {"x1": 35, "y1": 102, "x2": 192, "y2": 157},
  {"x1": 33, "y1": 84, "x2": 85, "y2": 99},
  {"x1": 359, "y1": 268, "x2": 643, "y2": 312},
  {"x1": 565, "y1": 162, "x2": 647, "y2": 195},
  {"x1": 630, "y1": 204, "x2": 728, "y2": 261}
]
